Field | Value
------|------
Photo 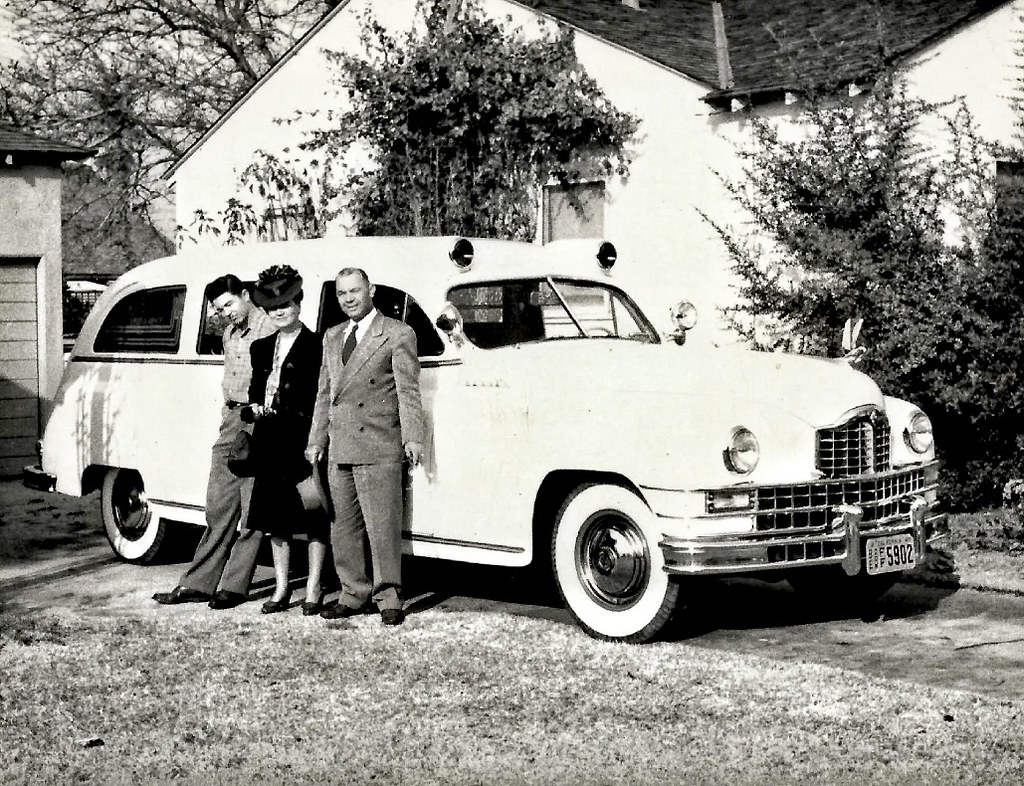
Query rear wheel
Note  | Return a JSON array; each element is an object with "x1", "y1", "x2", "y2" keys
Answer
[
  {"x1": 101, "y1": 468, "x2": 168, "y2": 563},
  {"x1": 552, "y1": 484, "x2": 679, "y2": 643}
]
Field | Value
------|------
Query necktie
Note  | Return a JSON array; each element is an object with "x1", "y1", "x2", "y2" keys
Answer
[{"x1": 342, "y1": 324, "x2": 357, "y2": 364}]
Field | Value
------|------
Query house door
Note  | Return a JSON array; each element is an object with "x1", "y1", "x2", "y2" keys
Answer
[{"x1": 0, "y1": 258, "x2": 40, "y2": 476}]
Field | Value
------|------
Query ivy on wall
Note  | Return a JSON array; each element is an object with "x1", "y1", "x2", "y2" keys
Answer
[{"x1": 179, "y1": 0, "x2": 639, "y2": 245}]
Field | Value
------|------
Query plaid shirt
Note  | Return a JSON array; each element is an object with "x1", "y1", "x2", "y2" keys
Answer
[{"x1": 221, "y1": 306, "x2": 274, "y2": 403}]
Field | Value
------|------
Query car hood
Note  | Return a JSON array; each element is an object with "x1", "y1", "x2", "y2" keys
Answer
[{"x1": 465, "y1": 340, "x2": 883, "y2": 428}]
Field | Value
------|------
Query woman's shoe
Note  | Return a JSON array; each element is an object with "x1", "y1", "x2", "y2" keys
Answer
[
  {"x1": 261, "y1": 593, "x2": 292, "y2": 614},
  {"x1": 301, "y1": 592, "x2": 325, "y2": 616}
]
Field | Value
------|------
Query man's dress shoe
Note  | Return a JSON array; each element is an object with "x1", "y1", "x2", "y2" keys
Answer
[
  {"x1": 319, "y1": 603, "x2": 363, "y2": 620},
  {"x1": 152, "y1": 586, "x2": 211, "y2": 605},
  {"x1": 208, "y1": 590, "x2": 247, "y2": 610},
  {"x1": 381, "y1": 609, "x2": 405, "y2": 626}
]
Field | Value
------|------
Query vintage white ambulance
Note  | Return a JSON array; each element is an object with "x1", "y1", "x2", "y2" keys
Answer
[{"x1": 26, "y1": 236, "x2": 947, "y2": 642}]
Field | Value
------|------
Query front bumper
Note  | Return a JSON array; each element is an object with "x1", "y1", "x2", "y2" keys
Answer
[
  {"x1": 22, "y1": 464, "x2": 56, "y2": 492},
  {"x1": 657, "y1": 463, "x2": 947, "y2": 576}
]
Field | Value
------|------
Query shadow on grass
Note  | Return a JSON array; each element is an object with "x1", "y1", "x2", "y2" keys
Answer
[
  {"x1": 661, "y1": 574, "x2": 961, "y2": 642},
  {"x1": 404, "y1": 557, "x2": 561, "y2": 608},
  {"x1": 394, "y1": 556, "x2": 962, "y2": 643},
  {"x1": 146, "y1": 522, "x2": 206, "y2": 566},
  {"x1": 0, "y1": 491, "x2": 106, "y2": 565}
]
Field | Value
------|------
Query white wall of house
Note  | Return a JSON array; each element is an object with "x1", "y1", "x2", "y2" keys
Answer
[
  {"x1": 904, "y1": 1, "x2": 1021, "y2": 150},
  {"x1": 170, "y1": 0, "x2": 1024, "y2": 346},
  {"x1": 170, "y1": 0, "x2": 742, "y2": 342}
]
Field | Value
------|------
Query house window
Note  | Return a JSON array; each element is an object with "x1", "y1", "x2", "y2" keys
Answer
[
  {"x1": 94, "y1": 286, "x2": 186, "y2": 353},
  {"x1": 995, "y1": 160, "x2": 1024, "y2": 216},
  {"x1": 257, "y1": 200, "x2": 322, "y2": 242},
  {"x1": 542, "y1": 181, "x2": 606, "y2": 243}
]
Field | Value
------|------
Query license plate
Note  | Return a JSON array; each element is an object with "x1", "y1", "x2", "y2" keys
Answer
[{"x1": 865, "y1": 534, "x2": 916, "y2": 575}]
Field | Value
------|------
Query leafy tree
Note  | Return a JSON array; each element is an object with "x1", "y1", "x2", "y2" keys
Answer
[
  {"x1": 329, "y1": 0, "x2": 638, "y2": 239},
  {"x1": 0, "y1": 0, "x2": 326, "y2": 272},
  {"x1": 705, "y1": 66, "x2": 1024, "y2": 510},
  {"x1": 186, "y1": 0, "x2": 639, "y2": 243}
]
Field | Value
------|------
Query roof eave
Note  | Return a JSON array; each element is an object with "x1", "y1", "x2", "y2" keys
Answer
[{"x1": 0, "y1": 147, "x2": 96, "y2": 164}]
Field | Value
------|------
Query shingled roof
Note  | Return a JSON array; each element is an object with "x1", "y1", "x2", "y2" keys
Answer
[
  {"x1": 0, "y1": 127, "x2": 94, "y2": 163},
  {"x1": 521, "y1": 0, "x2": 1010, "y2": 107},
  {"x1": 168, "y1": 0, "x2": 1013, "y2": 175}
]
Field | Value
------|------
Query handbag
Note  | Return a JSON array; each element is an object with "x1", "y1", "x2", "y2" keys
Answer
[{"x1": 227, "y1": 429, "x2": 255, "y2": 477}]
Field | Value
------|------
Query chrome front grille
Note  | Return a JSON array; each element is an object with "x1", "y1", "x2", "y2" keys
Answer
[
  {"x1": 816, "y1": 409, "x2": 891, "y2": 478},
  {"x1": 755, "y1": 468, "x2": 927, "y2": 534}
]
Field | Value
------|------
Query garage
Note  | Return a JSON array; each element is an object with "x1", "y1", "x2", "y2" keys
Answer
[
  {"x1": 0, "y1": 258, "x2": 40, "y2": 475},
  {"x1": 0, "y1": 127, "x2": 93, "y2": 478}
]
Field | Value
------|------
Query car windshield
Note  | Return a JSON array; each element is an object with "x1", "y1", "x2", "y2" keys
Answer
[{"x1": 448, "y1": 277, "x2": 659, "y2": 349}]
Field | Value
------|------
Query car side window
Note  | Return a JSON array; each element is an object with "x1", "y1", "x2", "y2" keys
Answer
[
  {"x1": 94, "y1": 286, "x2": 186, "y2": 353},
  {"x1": 448, "y1": 282, "x2": 544, "y2": 348},
  {"x1": 448, "y1": 278, "x2": 657, "y2": 348},
  {"x1": 197, "y1": 281, "x2": 255, "y2": 355},
  {"x1": 317, "y1": 282, "x2": 445, "y2": 358}
]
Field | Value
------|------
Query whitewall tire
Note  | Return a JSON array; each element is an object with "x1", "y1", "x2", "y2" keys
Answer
[
  {"x1": 101, "y1": 468, "x2": 167, "y2": 563},
  {"x1": 552, "y1": 484, "x2": 679, "y2": 643}
]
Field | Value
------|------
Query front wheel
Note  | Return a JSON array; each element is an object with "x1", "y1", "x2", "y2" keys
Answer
[
  {"x1": 552, "y1": 484, "x2": 679, "y2": 644},
  {"x1": 101, "y1": 468, "x2": 168, "y2": 563}
]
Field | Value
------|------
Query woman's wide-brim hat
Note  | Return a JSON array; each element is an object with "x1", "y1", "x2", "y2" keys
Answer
[{"x1": 253, "y1": 266, "x2": 303, "y2": 309}]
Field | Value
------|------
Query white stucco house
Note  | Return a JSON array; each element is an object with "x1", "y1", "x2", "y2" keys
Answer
[{"x1": 166, "y1": 0, "x2": 1023, "y2": 342}]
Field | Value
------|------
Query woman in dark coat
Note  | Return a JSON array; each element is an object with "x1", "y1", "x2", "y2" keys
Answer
[{"x1": 245, "y1": 264, "x2": 328, "y2": 615}]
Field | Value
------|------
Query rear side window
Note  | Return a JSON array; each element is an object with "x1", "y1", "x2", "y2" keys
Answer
[
  {"x1": 197, "y1": 281, "x2": 255, "y2": 356},
  {"x1": 317, "y1": 282, "x2": 445, "y2": 358},
  {"x1": 94, "y1": 286, "x2": 186, "y2": 353}
]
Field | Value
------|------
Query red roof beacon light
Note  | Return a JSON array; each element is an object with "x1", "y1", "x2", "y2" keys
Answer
[
  {"x1": 449, "y1": 238, "x2": 475, "y2": 269},
  {"x1": 596, "y1": 241, "x2": 617, "y2": 270}
]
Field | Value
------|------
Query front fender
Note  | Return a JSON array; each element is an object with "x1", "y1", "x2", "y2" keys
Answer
[{"x1": 521, "y1": 389, "x2": 819, "y2": 491}]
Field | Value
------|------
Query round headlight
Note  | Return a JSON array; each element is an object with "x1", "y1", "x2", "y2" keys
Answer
[
  {"x1": 670, "y1": 300, "x2": 698, "y2": 331},
  {"x1": 905, "y1": 411, "x2": 934, "y2": 454},
  {"x1": 725, "y1": 427, "x2": 760, "y2": 474}
]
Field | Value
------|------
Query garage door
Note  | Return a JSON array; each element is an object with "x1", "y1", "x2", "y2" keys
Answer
[{"x1": 0, "y1": 259, "x2": 40, "y2": 476}]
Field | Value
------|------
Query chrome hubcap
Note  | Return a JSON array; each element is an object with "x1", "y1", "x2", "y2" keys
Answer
[
  {"x1": 576, "y1": 511, "x2": 650, "y2": 609},
  {"x1": 112, "y1": 471, "x2": 151, "y2": 541}
]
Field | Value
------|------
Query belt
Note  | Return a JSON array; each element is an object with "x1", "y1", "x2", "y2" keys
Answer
[{"x1": 225, "y1": 400, "x2": 248, "y2": 409}]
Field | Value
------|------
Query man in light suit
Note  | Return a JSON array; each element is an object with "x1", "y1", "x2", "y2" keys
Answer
[{"x1": 305, "y1": 267, "x2": 424, "y2": 626}]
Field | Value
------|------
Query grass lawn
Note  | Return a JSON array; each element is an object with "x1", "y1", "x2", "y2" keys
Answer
[
  {"x1": 2, "y1": 604, "x2": 1022, "y2": 786},
  {"x1": 2, "y1": 480, "x2": 1023, "y2": 785}
]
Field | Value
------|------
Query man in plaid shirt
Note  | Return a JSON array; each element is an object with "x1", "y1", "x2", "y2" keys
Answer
[{"x1": 153, "y1": 274, "x2": 274, "y2": 609}]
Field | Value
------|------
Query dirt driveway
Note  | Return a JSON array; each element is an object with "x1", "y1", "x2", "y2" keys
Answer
[{"x1": 3, "y1": 479, "x2": 1023, "y2": 701}]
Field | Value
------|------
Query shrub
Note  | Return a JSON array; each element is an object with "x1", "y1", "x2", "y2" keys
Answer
[{"x1": 707, "y1": 66, "x2": 1024, "y2": 511}]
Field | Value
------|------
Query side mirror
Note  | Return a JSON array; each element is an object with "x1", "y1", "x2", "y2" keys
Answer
[{"x1": 435, "y1": 303, "x2": 466, "y2": 347}]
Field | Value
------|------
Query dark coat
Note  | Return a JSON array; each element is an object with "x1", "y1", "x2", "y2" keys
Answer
[
  {"x1": 247, "y1": 324, "x2": 322, "y2": 478},
  {"x1": 246, "y1": 325, "x2": 325, "y2": 535}
]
